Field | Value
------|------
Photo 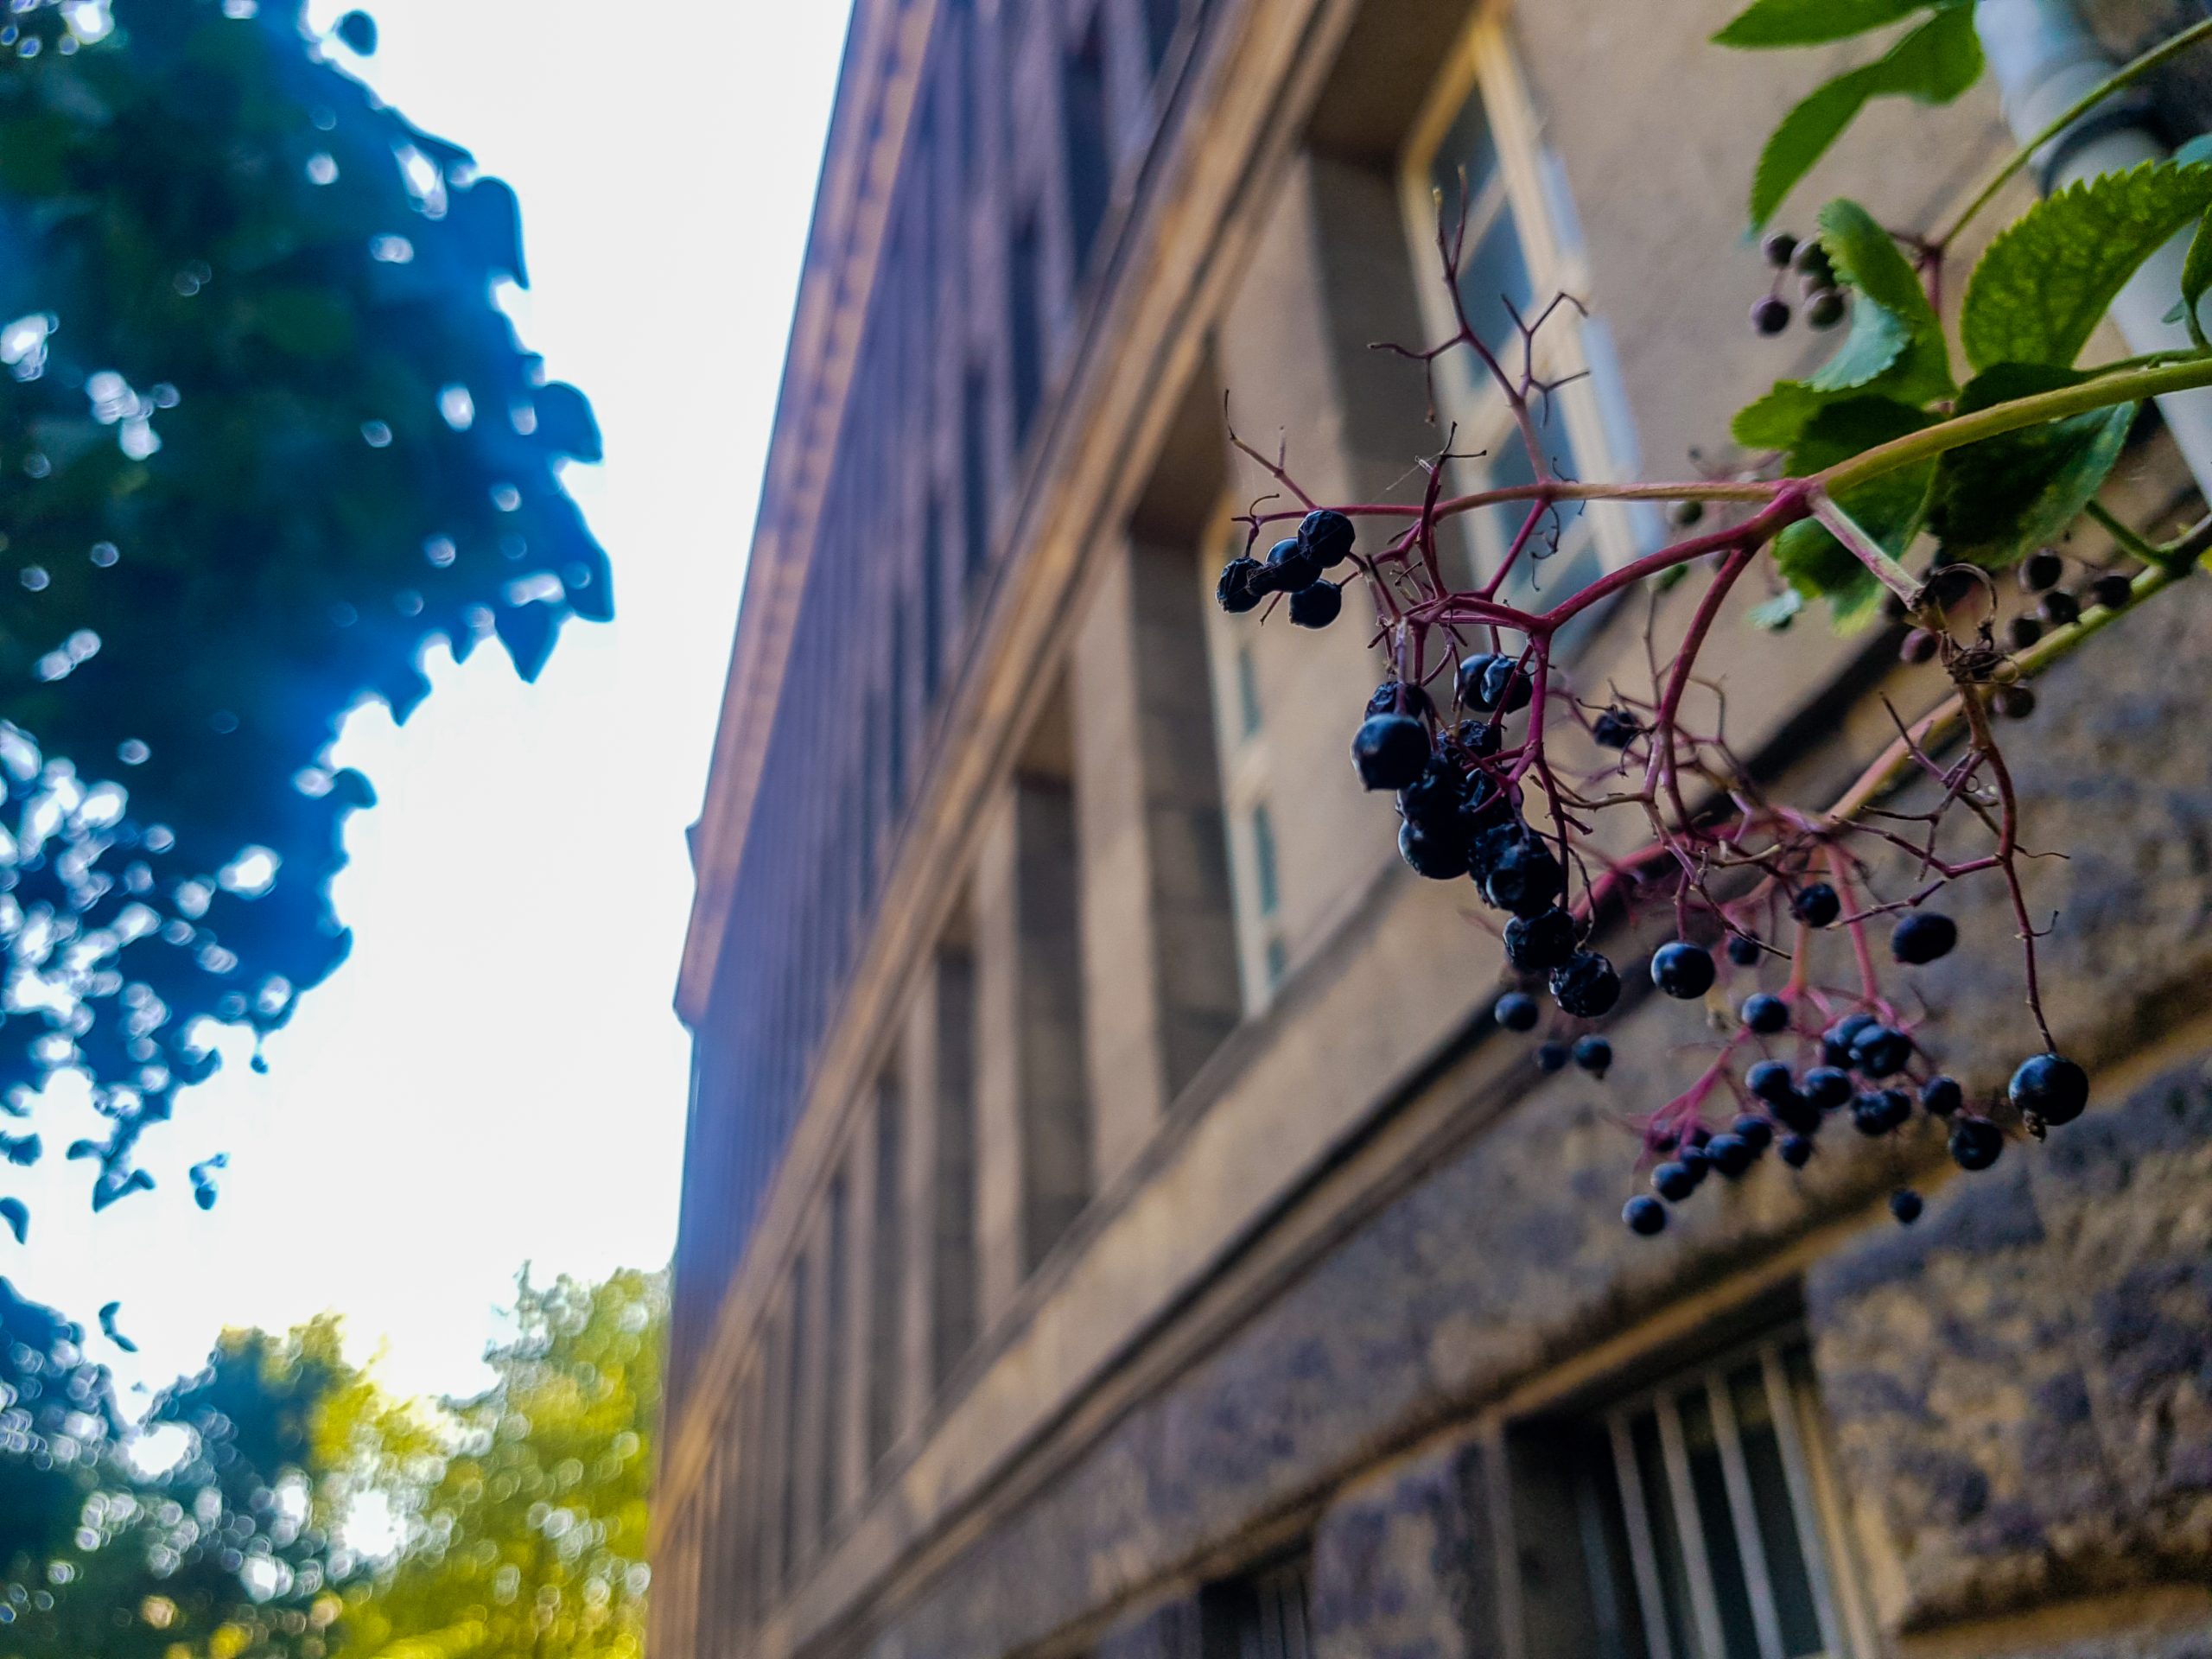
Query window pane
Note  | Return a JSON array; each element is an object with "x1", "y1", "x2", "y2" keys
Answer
[
  {"x1": 1236, "y1": 645, "x2": 1262, "y2": 737},
  {"x1": 1730, "y1": 1367, "x2": 1825, "y2": 1658},
  {"x1": 1678, "y1": 1390, "x2": 1762, "y2": 1659},
  {"x1": 1429, "y1": 81, "x2": 1503, "y2": 210},
  {"x1": 1629, "y1": 1411, "x2": 1696, "y2": 1659},
  {"x1": 1459, "y1": 208, "x2": 1535, "y2": 365},
  {"x1": 1252, "y1": 804, "x2": 1280, "y2": 918},
  {"x1": 1571, "y1": 1427, "x2": 1651, "y2": 1659}
]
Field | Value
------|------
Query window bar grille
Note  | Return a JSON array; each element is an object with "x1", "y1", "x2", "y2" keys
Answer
[
  {"x1": 1760, "y1": 1348, "x2": 1847, "y2": 1657},
  {"x1": 1653, "y1": 1390, "x2": 1732, "y2": 1659},
  {"x1": 1706, "y1": 1373, "x2": 1788, "y2": 1659},
  {"x1": 1607, "y1": 1414, "x2": 1677, "y2": 1659}
]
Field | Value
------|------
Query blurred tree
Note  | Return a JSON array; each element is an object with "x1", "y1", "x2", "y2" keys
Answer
[{"x1": 0, "y1": 0, "x2": 606, "y2": 1220}]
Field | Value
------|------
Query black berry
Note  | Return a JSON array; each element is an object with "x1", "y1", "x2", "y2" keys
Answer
[
  {"x1": 1573, "y1": 1034, "x2": 1612, "y2": 1077},
  {"x1": 1851, "y1": 1089, "x2": 1912, "y2": 1135},
  {"x1": 1264, "y1": 536, "x2": 1323, "y2": 594},
  {"x1": 1480, "y1": 654, "x2": 1533, "y2": 713},
  {"x1": 1550, "y1": 950, "x2": 1622, "y2": 1019},
  {"x1": 1398, "y1": 820, "x2": 1469, "y2": 880},
  {"x1": 1495, "y1": 991, "x2": 1541, "y2": 1033},
  {"x1": 1650, "y1": 941, "x2": 1717, "y2": 1000},
  {"x1": 1993, "y1": 683, "x2": 2037, "y2": 720},
  {"x1": 1460, "y1": 719, "x2": 1503, "y2": 758},
  {"x1": 1899, "y1": 627, "x2": 1940, "y2": 664},
  {"x1": 1368, "y1": 680, "x2": 1434, "y2": 721},
  {"x1": 1483, "y1": 835, "x2": 1567, "y2": 918},
  {"x1": 1741, "y1": 992, "x2": 1789, "y2": 1033},
  {"x1": 2007, "y1": 613, "x2": 2044, "y2": 652},
  {"x1": 1791, "y1": 882, "x2": 1841, "y2": 927},
  {"x1": 1948, "y1": 1116, "x2": 2004, "y2": 1171},
  {"x1": 1352, "y1": 714, "x2": 1430, "y2": 791},
  {"x1": 1805, "y1": 288, "x2": 1847, "y2": 329},
  {"x1": 1651, "y1": 1160, "x2": 1699, "y2": 1202},
  {"x1": 1762, "y1": 230, "x2": 1798, "y2": 268},
  {"x1": 1726, "y1": 933, "x2": 1763, "y2": 967},
  {"x1": 1732, "y1": 1114, "x2": 1774, "y2": 1151},
  {"x1": 1891, "y1": 912, "x2": 1958, "y2": 965},
  {"x1": 1216, "y1": 557, "x2": 1265, "y2": 613},
  {"x1": 1289, "y1": 580, "x2": 1342, "y2": 628},
  {"x1": 1456, "y1": 652, "x2": 1503, "y2": 709},
  {"x1": 2008, "y1": 1052, "x2": 2088, "y2": 1126},
  {"x1": 1747, "y1": 1059, "x2": 1796, "y2": 1105},
  {"x1": 1770, "y1": 1088, "x2": 1821, "y2": 1135},
  {"x1": 1707, "y1": 1133, "x2": 1756, "y2": 1179},
  {"x1": 1505, "y1": 906, "x2": 1578, "y2": 973},
  {"x1": 1919, "y1": 1075, "x2": 1963, "y2": 1116},
  {"x1": 2039, "y1": 588, "x2": 2080, "y2": 627},
  {"x1": 1821, "y1": 1013, "x2": 1876, "y2": 1068},
  {"x1": 2092, "y1": 572, "x2": 2135, "y2": 611},
  {"x1": 2019, "y1": 549, "x2": 2064, "y2": 592},
  {"x1": 1779, "y1": 1134, "x2": 1815, "y2": 1168},
  {"x1": 335, "y1": 9, "x2": 378, "y2": 54},
  {"x1": 1850, "y1": 1024, "x2": 1913, "y2": 1078},
  {"x1": 1536, "y1": 1040, "x2": 1571, "y2": 1074},
  {"x1": 1889, "y1": 1189, "x2": 1923, "y2": 1224},
  {"x1": 1298, "y1": 508, "x2": 1356, "y2": 569},
  {"x1": 1751, "y1": 296, "x2": 1791, "y2": 335},
  {"x1": 1802, "y1": 1066, "x2": 1853, "y2": 1110},
  {"x1": 1669, "y1": 499, "x2": 1706, "y2": 530},
  {"x1": 1624, "y1": 1195, "x2": 1669, "y2": 1236},
  {"x1": 1592, "y1": 708, "x2": 1642, "y2": 749}
]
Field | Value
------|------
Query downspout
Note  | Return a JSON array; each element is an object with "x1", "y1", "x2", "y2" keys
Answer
[{"x1": 1975, "y1": 0, "x2": 2212, "y2": 495}]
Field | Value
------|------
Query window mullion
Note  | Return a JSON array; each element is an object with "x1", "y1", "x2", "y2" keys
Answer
[
  {"x1": 1606, "y1": 1414, "x2": 1677, "y2": 1659},
  {"x1": 1655, "y1": 1391, "x2": 1730, "y2": 1659},
  {"x1": 1706, "y1": 1373, "x2": 1789, "y2": 1659},
  {"x1": 1759, "y1": 1349, "x2": 1847, "y2": 1657}
]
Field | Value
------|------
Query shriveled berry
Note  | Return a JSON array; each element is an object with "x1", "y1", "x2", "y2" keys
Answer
[
  {"x1": 1651, "y1": 941, "x2": 1717, "y2": 1000},
  {"x1": 1369, "y1": 680, "x2": 1435, "y2": 721},
  {"x1": 1505, "y1": 906, "x2": 1578, "y2": 973},
  {"x1": 1456, "y1": 652, "x2": 1503, "y2": 709},
  {"x1": 2006, "y1": 614, "x2": 2044, "y2": 652},
  {"x1": 2019, "y1": 549, "x2": 2064, "y2": 592},
  {"x1": 1624, "y1": 1194, "x2": 1669, "y2": 1236},
  {"x1": 2092, "y1": 572, "x2": 2136, "y2": 611},
  {"x1": 1751, "y1": 296, "x2": 1790, "y2": 335},
  {"x1": 1791, "y1": 882, "x2": 1840, "y2": 927},
  {"x1": 1398, "y1": 820, "x2": 1469, "y2": 880},
  {"x1": 1480, "y1": 654, "x2": 1534, "y2": 713},
  {"x1": 1747, "y1": 1060, "x2": 1796, "y2": 1105},
  {"x1": 1484, "y1": 836, "x2": 1567, "y2": 918},
  {"x1": 2009, "y1": 1052, "x2": 2088, "y2": 1126},
  {"x1": 1805, "y1": 288, "x2": 1847, "y2": 330},
  {"x1": 1899, "y1": 628, "x2": 1939, "y2": 664},
  {"x1": 1536, "y1": 1039, "x2": 1571, "y2": 1074},
  {"x1": 1726, "y1": 933, "x2": 1763, "y2": 968},
  {"x1": 1398, "y1": 759, "x2": 1464, "y2": 830},
  {"x1": 1732, "y1": 1114, "x2": 1774, "y2": 1152},
  {"x1": 1550, "y1": 950, "x2": 1622, "y2": 1018},
  {"x1": 2039, "y1": 588, "x2": 2080, "y2": 627},
  {"x1": 1264, "y1": 536, "x2": 1323, "y2": 594},
  {"x1": 1741, "y1": 992, "x2": 1789, "y2": 1034},
  {"x1": 1993, "y1": 683, "x2": 2037, "y2": 720},
  {"x1": 1651, "y1": 1160, "x2": 1699, "y2": 1202},
  {"x1": 1352, "y1": 714, "x2": 1430, "y2": 791},
  {"x1": 1948, "y1": 1116, "x2": 2004, "y2": 1171},
  {"x1": 1779, "y1": 1134, "x2": 1815, "y2": 1168},
  {"x1": 1573, "y1": 1034, "x2": 1612, "y2": 1077},
  {"x1": 1495, "y1": 991, "x2": 1540, "y2": 1033},
  {"x1": 1920, "y1": 1075, "x2": 1963, "y2": 1116},
  {"x1": 1890, "y1": 1189, "x2": 1923, "y2": 1224},
  {"x1": 1851, "y1": 1024, "x2": 1913, "y2": 1078},
  {"x1": 1289, "y1": 580, "x2": 1342, "y2": 628},
  {"x1": 1802, "y1": 1066, "x2": 1853, "y2": 1110},
  {"x1": 1707, "y1": 1133, "x2": 1756, "y2": 1179},
  {"x1": 1891, "y1": 912, "x2": 1958, "y2": 965},
  {"x1": 1592, "y1": 708, "x2": 1642, "y2": 749},
  {"x1": 1298, "y1": 508, "x2": 1356, "y2": 568},
  {"x1": 1851, "y1": 1089, "x2": 1912, "y2": 1135},
  {"x1": 1762, "y1": 230, "x2": 1798, "y2": 268},
  {"x1": 1216, "y1": 557, "x2": 1265, "y2": 613}
]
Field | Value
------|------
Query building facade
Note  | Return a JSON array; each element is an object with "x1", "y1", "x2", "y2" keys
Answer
[{"x1": 659, "y1": 3, "x2": 2212, "y2": 1657}]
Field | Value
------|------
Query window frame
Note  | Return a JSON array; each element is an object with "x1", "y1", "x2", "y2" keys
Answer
[{"x1": 1395, "y1": 11, "x2": 1643, "y2": 603}]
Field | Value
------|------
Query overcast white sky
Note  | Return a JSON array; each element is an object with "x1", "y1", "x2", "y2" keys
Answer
[{"x1": 12, "y1": 0, "x2": 850, "y2": 1402}]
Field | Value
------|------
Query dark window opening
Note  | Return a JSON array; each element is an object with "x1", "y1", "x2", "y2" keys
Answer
[
  {"x1": 962, "y1": 369, "x2": 992, "y2": 581},
  {"x1": 1062, "y1": 19, "x2": 1111, "y2": 275},
  {"x1": 922, "y1": 494, "x2": 947, "y2": 698},
  {"x1": 1009, "y1": 213, "x2": 1046, "y2": 443},
  {"x1": 817, "y1": 1177, "x2": 849, "y2": 1544},
  {"x1": 866, "y1": 1074, "x2": 904, "y2": 1469}
]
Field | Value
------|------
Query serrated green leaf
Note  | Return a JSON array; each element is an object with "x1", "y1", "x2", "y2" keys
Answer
[
  {"x1": 2182, "y1": 209, "x2": 2212, "y2": 349},
  {"x1": 1962, "y1": 158, "x2": 2212, "y2": 371},
  {"x1": 1769, "y1": 397, "x2": 1938, "y2": 630},
  {"x1": 1715, "y1": 0, "x2": 1947, "y2": 49},
  {"x1": 1926, "y1": 364, "x2": 2138, "y2": 567},
  {"x1": 1749, "y1": 8, "x2": 1984, "y2": 228}
]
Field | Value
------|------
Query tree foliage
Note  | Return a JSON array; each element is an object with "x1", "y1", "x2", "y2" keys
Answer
[{"x1": 0, "y1": 0, "x2": 605, "y2": 1221}]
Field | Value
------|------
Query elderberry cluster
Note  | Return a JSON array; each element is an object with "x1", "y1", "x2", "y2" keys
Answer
[
  {"x1": 1216, "y1": 508, "x2": 1355, "y2": 630},
  {"x1": 1748, "y1": 230, "x2": 1848, "y2": 336}
]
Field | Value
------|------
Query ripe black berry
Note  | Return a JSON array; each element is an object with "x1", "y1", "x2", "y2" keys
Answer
[
  {"x1": 1889, "y1": 1189, "x2": 1923, "y2": 1224},
  {"x1": 1850, "y1": 1024, "x2": 1913, "y2": 1078},
  {"x1": 1651, "y1": 941, "x2": 1717, "y2": 1000},
  {"x1": 1805, "y1": 288, "x2": 1847, "y2": 330},
  {"x1": 1726, "y1": 933, "x2": 1763, "y2": 968},
  {"x1": 1770, "y1": 1089, "x2": 1821, "y2": 1135},
  {"x1": 1793, "y1": 241, "x2": 1834, "y2": 283},
  {"x1": 1707, "y1": 1133, "x2": 1756, "y2": 1179},
  {"x1": 1536, "y1": 1040, "x2": 1571, "y2": 1074},
  {"x1": 1505, "y1": 906, "x2": 1578, "y2": 973},
  {"x1": 1479, "y1": 654, "x2": 1533, "y2": 713},
  {"x1": 2092, "y1": 572, "x2": 2135, "y2": 611},
  {"x1": 1821, "y1": 1013, "x2": 1875, "y2": 1068},
  {"x1": 1851, "y1": 1089, "x2": 1911, "y2": 1135},
  {"x1": 1368, "y1": 680, "x2": 1434, "y2": 721},
  {"x1": 1891, "y1": 912, "x2": 1958, "y2": 965},
  {"x1": 2039, "y1": 589, "x2": 2080, "y2": 627},
  {"x1": 1948, "y1": 1116, "x2": 2003, "y2": 1171},
  {"x1": 1802, "y1": 1066, "x2": 1853, "y2": 1110},
  {"x1": 1265, "y1": 536, "x2": 1323, "y2": 594},
  {"x1": 1732, "y1": 1114, "x2": 1774, "y2": 1152},
  {"x1": 1751, "y1": 296, "x2": 1790, "y2": 335},
  {"x1": 2008, "y1": 1052, "x2": 2088, "y2": 1126},
  {"x1": 1919, "y1": 1075, "x2": 1963, "y2": 1116},
  {"x1": 1762, "y1": 230, "x2": 1798, "y2": 268},
  {"x1": 1747, "y1": 1059, "x2": 1796, "y2": 1105},
  {"x1": 1791, "y1": 882, "x2": 1840, "y2": 927},
  {"x1": 1398, "y1": 760, "x2": 1464, "y2": 830},
  {"x1": 1993, "y1": 683, "x2": 2037, "y2": 720},
  {"x1": 1651, "y1": 1160, "x2": 1698, "y2": 1201},
  {"x1": 1573, "y1": 1034, "x2": 1612, "y2": 1077},
  {"x1": 1741, "y1": 992, "x2": 1789, "y2": 1034},
  {"x1": 1352, "y1": 714, "x2": 1430, "y2": 791},
  {"x1": 1550, "y1": 950, "x2": 1622, "y2": 1018},
  {"x1": 1216, "y1": 557, "x2": 1265, "y2": 613},
  {"x1": 1624, "y1": 1194, "x2": 1669, "y2": 1236},
  {"x1": 1298, "y1": 508, "x2": 1356, "y2": 569},
  {"x1": 2019, "y1": 549, "x2": 2064, "y2": 592},
  {"x1": 1456, "y1": 652, "x2": 1503, "y2": 709},
  {"x1": 1779, "y1": 1134, "x2": 1815, "y2": 1168},
  {"x1": 1495, "y1": 991, "x2": 1540, "y2": 1033},
  {"x1": 1899, "y1": 628, "x2": 1939, "y2": 664},
  {"x1": 1592, "y1": 708, "x2": 1642, "y2": 749},
  {"x1": 1398, "y1": 820, "x2": 1470, "y2": 880},
  {"x1": 2006, "y1": 613, "x2": 2044, "y2": 652},
  {"x1": 1289, "y1": 580, "x2": 1342, "y2": 628},
  {"x1": 1483, "y1": 836, "x2": 1567, "y2": 918}
]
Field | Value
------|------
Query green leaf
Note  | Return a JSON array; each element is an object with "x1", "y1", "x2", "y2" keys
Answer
[
  {"x1": 1749, "y1": 7, "x2": 1984, "y2": 227},
  {"x1": 1748, "y1": 588, "x2": 1806, "y2": 631},
  {"x1": 1962, "y1": 158, "x2": 2212, "y2": 371},
  {"x1": 1770, "y1": 397, "x2": 1938, "y2": 630},
  {"x1": 1926, "y1": 365, "x2": 2139, "y2": 566},
  {"x1": 2182, "y1": 209, "x2": 2212, "y2": 349},
  {"x1": 1715, "y1": 0, "x2": 1946, "y2": 48}
]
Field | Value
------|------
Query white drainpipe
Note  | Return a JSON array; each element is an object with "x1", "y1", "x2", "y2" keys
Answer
[{"x1": 1976, "y1": 0, "x2": 2212, "y2": 496}]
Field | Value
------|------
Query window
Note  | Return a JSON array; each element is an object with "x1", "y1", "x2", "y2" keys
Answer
[
  {"x1": 1235, "y1": 644, "x2": 1261, "y2": 737},
  {"x1": 1250, "y1": 804, "x2": 1280, "y2": 918},
  {"x1": 962, "y1": 369, "x2": 992, "y2": 581},
  {"x1": 817, "y1": 1176, "x2": 849, "y2": 1542},
  {"x1": 1009, "y1": 212, "x2": 1046, "y2": 442},
  {"x1": 866, "y1": 1074, "x2": 904, "y2": 1470},
  {"x1": 1535, "y1": 1337, "x2": 1862, "y2": 1659},
  {"x1": 921, "y1": 494, "x2": 946, "y2": 701},
  {"x1": 1062, "y1": 19, "x2": 1111, "y2": 275},
  {"x1": 1201, "y1": 1556, "x2": 1313, "y2": 1659},
  {"x1": 1399, "y1": 16, "x2": 1646, "y2": 615}
]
